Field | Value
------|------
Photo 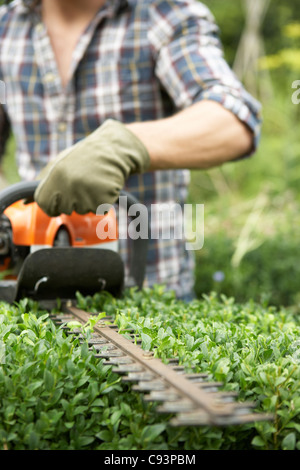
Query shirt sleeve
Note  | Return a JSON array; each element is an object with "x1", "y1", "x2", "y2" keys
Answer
[
  {"x1": 148, "y1": 0, "x2": 262, "y2": 154},
  {"x1": 0, "y1": 3, "x2": 9, "y2": 94},
  {"x1": 0, "y1": 4, "x2": 11, "y2": 161}
]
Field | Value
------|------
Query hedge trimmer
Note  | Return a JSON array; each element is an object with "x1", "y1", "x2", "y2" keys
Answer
[{"x1": 0, "y1": 181, "x2": 273, "y2": 427}]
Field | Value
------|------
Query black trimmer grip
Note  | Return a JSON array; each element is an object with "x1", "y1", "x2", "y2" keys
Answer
[{"x1": 0, "y1": 180, "x2": 39, "y2": 215}]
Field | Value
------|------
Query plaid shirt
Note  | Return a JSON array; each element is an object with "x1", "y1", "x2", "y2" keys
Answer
[{"x1": 0, "y1": 0, "x2": 262, "y2": 298}]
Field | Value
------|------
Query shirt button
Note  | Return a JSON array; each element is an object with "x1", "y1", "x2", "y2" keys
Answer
[
  {"x1": 35, "y1": 23, "x2": 44, "y2": 33},
  {"x1": 58, "y1": 122, "x2": 67, "y2": 133},
  {"x1": 44, "y1": 72, "x2": 56, "y2": 83}
]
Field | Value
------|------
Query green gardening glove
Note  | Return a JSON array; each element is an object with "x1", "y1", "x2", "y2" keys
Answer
[{"x1": 34, "y1": 119, "x2": 150, "y2": 216}]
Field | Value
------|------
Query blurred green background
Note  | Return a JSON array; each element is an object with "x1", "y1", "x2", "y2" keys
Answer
[
  {"x1": 190, "y1": 0, "x2": 300, "y2": 308},
  {"x1": 1, "y1": 0, "x2": 300, "y2": 308}
]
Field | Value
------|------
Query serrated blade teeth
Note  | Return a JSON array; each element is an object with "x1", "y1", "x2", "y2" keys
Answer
[
  {"x1": 157, "y1": 400, "x2": 197, "y2": 414},
  {"x1": 143, "y1": 390, "x2": 181, "y2": 402},
  {"x1": 95, "y1": 351, "x2": 124, "y2": 358},
  {"x1": 132, "y1": 379, "x2": 166, "y2": 392},
  {"x1": 112, "y1": 364, "x2": 144, "y2": 374},
  {"x1": 122, "y1": 372, "x2": 155, "y2": 382},
  {"x1": 58, "y1": 306, "x2": 273, "y2": 429},
  {"x1": 103, "y1": 357, "x2": 133, "y2": 366}
]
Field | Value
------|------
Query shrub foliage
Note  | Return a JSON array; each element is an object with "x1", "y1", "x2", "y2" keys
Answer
[{"x1": 0, "y1": 288, "x2": 299, "y2": 450}]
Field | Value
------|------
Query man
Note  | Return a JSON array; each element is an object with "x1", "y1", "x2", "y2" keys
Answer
[{"x1": 0, "y1": 0, "x2": 261, "y2": 300}]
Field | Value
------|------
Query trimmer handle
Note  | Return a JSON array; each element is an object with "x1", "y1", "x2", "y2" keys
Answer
[
  {"x1": 0, "y1": 181, "x2": 149, "y2": 289},
  {"x1": 0, "y1": 180, "x2": 38, "y2": 215}
]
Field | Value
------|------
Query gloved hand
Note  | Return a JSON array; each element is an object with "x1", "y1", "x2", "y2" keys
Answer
[{"x1": 34, "y1": 119, "x2": 150, "y2": 216}]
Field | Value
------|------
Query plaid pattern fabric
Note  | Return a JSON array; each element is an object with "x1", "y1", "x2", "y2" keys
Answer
[{"x1": 0, "y1": 0, "x2": 262, "y2": 298}]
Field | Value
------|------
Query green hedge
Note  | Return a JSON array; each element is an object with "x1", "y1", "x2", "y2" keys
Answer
[
  {"x1": 194, "y1": 231, "x2": 300, "y2": 308},
  {"x1": 0, "y1": 287, "x2": 299, "y2": 450}
]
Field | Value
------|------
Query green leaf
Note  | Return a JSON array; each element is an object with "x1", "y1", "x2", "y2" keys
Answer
[
  {"x1": 96, "y1": 430, "x2": 113, "y2": 442},
  {"x1": 44, "y1": 370, "x2": 55, "y2": 391},
  {"x1": 141, "y1": 424, "x2": 166, "y2": 443},
  {"x1": 286, "y1": 422, "x2": 300, "y2": 433},
  {"x1": 91, "y1": 398, "x2": 105, "y2": 407},
  {"x1": 185, "y1": 334, "x2": 194, "y2": 350},
  {"x1": 48, "y1": 388, "x2": 63, "y2": 406},
  {"x1": 67, "y1": 321, "x2": 82, "y2": 330},
  {"x1": 120, "y1": 402, "x2": 131, "y2": 417},
  {"x1": 72, "y1": 392, "x2": 85, "y2": 405},
  {"x1": 77, "y1": 376, "x2": 90, "y2": 388},
  {"x1": 111, "y1": 410, "x2": 122, "y2": 426},
  {"x1": 275, "y1": 376, "x2": 287, "y2": 387},
  {"x1": 262, "y1": 349, "x2": 273, "y2": 361},
  {"x1": 64, "y1": 422, "x2": 75, "y2": 429},
  {"x1": 77, "y1": 436, "x2": 95, "y2": 447},
  {"x1": 48, "y1": 410, "x2": 64, "y2": 424},
  {"x1": 282, "y1": 433, "x2": 296, "y2": 450},
  {"x1": 28, "y1": 431, "x2": 39, "y2": 449},
  {"x1": 74, "y1": 406, "x2": 88, "y2": 416},
  {"x1": 22, "y1": 336, "x2": 35, "y2": 347},
  {"x1": 251, "y1": 436, "x2": 265, "y2": 447},
  {"x1": 141, "y1": 332, "x2": 152, "y2": 350}
]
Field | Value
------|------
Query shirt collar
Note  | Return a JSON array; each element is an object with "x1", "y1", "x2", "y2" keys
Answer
[
  {"x1": 104, "y1": 0, "x2": 129, "y2": 17},
  {"x1": 19, "y1": 0, "x2": 130, "y2": 16},
  {"x1": 21, "y1": 0, "x2": 39, "y2": 12}
]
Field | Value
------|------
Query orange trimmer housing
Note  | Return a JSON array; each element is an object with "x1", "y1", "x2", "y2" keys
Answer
[
  {"x1": 5, "y1": 201, "x2": 118, "y2": 250},
  {"x1": 0, "y1": 200, "x2": 118, "y2": 279}
]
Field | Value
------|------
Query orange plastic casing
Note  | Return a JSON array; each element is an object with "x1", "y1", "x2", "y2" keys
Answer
[{"x1": 3, "y1": 201, "x2": 118, "y2": 248}]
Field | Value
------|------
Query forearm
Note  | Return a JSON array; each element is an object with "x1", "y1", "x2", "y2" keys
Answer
[{"x1": 126, "y1": 100, "x2": 254, "y2": 171}]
